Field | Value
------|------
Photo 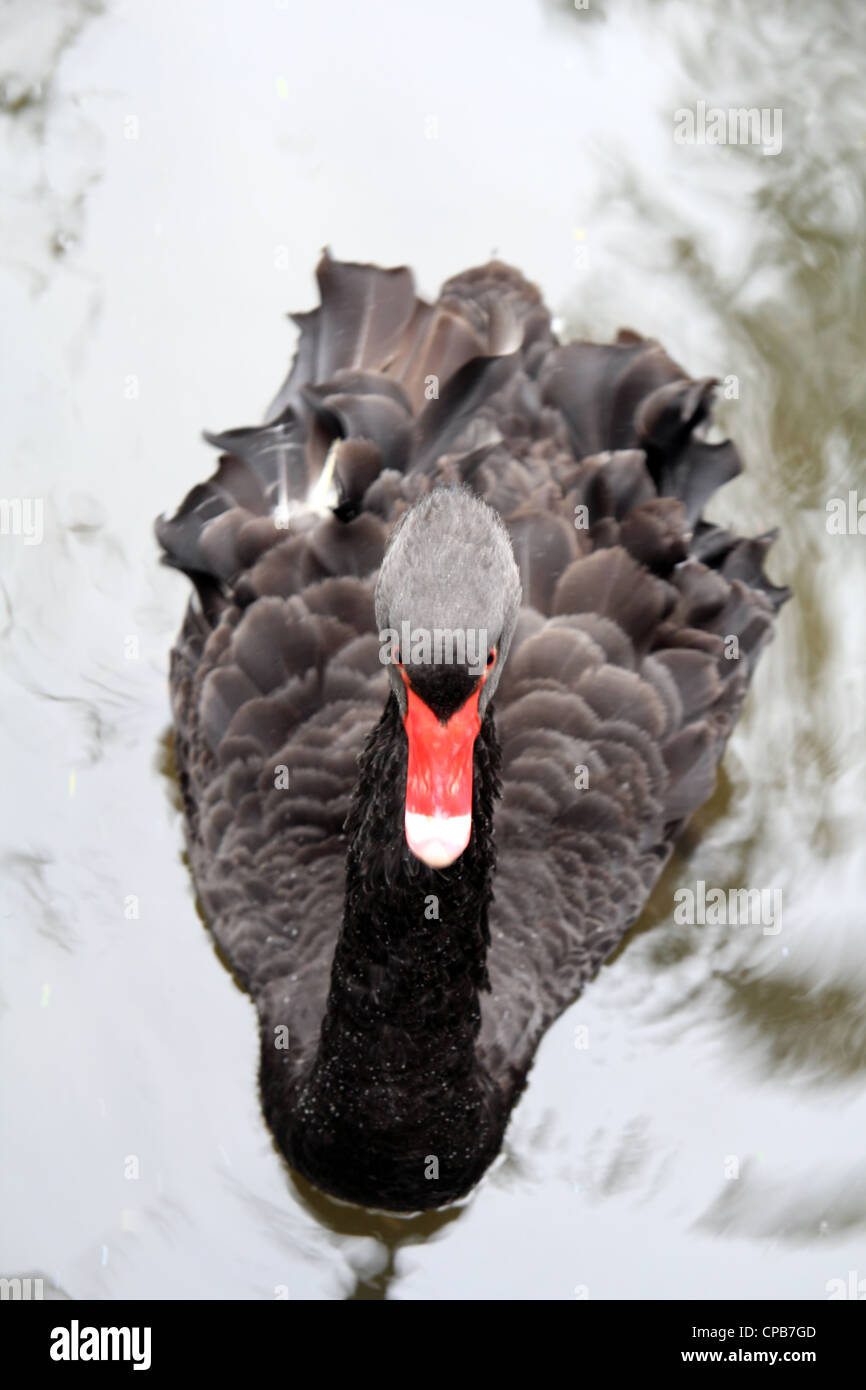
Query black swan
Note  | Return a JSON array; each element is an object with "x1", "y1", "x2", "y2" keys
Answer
[{"x1": 157, "y1": 254, "x2": 788, "y2": 1212}]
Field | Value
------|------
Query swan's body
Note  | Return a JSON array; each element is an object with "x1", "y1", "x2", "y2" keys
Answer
[{"x1": 157, "y1": 255, "x2": 788, "y2": 1211}]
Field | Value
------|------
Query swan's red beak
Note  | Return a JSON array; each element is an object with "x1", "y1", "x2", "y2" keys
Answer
[{"x1": 401, "y1": 681, "x2": 482, "y2": 869}]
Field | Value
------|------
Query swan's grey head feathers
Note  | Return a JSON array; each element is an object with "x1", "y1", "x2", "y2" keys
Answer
[{"x1": 375, "y1": 486, "x2": 522, "y2": 719}]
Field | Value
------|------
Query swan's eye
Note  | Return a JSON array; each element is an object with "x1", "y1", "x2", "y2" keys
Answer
[{"x1": 486, "y1": 649, "x2": 496, "y2": 667}]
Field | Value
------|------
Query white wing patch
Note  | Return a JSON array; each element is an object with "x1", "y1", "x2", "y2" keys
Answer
[{"x1": 271, "y1": 438, "x2": 341, "y2": 528}]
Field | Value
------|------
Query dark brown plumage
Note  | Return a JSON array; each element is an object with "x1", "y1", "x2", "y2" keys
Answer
[{"x1": 156, "y1": 253, "x2": 788, "y2": 1211}]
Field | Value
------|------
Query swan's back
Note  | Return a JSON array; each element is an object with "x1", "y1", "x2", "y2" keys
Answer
[{"x1": 157, "y1": 254, "x2": 787, "y2": 1098}]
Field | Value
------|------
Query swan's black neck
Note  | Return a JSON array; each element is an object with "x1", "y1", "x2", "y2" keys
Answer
[{"x1": 290, "y1": 694, "x2": 505, "y2": 1211}]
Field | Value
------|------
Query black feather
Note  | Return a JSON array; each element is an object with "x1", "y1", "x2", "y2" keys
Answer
[{"x1": 157, "y1": 254, "x2": 789, "y2": 1212}]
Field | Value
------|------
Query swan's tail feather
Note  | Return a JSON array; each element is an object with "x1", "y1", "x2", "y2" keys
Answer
[
  {"x1": 156, "y1": 256, "x2": 788, "y2": 676},
  {"x1": 264, "y1": 253, "x2": 417, "y2": 421},
  {"x1": 155, "y1": 255, "x2": 552, "y2": 604},
  {"x1": 533, "y1": 332, "x2": 789, "y2": 607},
  {"x1": 692, "y1": 524, "x2": 790, "y2": 611}
]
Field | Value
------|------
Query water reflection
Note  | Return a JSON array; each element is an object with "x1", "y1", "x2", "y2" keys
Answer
[{"x1": 288, "y1": 1173, "x2": 465, "y2": 1300}]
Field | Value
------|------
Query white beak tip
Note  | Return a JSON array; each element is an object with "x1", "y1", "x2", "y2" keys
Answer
[{"x1": 405, "y1": 812, "x2": 472, "y2": 868}]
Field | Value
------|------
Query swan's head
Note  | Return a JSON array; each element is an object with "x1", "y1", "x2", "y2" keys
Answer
[{"x1": 375, "y1": 487, "x2": 522, "y2": 869}]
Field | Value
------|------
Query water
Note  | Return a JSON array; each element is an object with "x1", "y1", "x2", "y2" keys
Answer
[{"x1": 1, "y1": 0, "x2": 864, "y2": 1299}]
